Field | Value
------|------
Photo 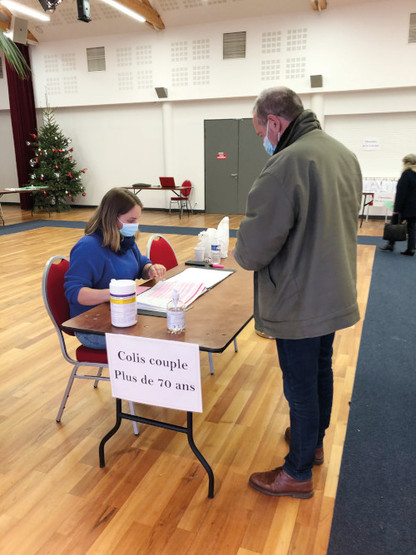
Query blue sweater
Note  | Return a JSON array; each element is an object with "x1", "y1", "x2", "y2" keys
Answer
[{"x1": 64, "y1": 230, "x2": 151, "y2": 318}]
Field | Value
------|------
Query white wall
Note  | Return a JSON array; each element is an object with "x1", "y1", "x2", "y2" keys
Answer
[{"x1": 1, "y1": 0, "x2": 415, "y2": 210}]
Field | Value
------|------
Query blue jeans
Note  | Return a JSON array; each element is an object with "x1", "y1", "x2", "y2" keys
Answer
[
  {"x1": 276, "y1": 332, "x2": 335, "y2": 481},
  {"x1": 75, "y1": 332, "x2": 107, "y2": 350}
]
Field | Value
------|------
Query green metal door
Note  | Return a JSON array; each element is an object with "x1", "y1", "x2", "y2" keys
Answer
[{"x1": 204, "y1": 118, "x2": 269, "y2": 214}]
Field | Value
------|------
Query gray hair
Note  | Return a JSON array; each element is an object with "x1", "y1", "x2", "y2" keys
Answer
[
  {"x1": 253, "y1": 87, "x2": 304, "y2": 125},
  {"x1": 403, "y1": 153, "x2": 416, "y2": 166}
]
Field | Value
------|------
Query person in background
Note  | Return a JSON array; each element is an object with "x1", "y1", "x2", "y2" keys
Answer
[
  {"x1": 64, "y1": 187, "x2": 166, "y2": 349},
  {"x1": 232, "y1": 87, "x2": 362, "y2": 499},
  {"x1": 379, "y1": 153, "x2": 416, "y2": 256}
]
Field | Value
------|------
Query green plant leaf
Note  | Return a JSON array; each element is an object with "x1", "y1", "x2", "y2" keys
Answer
[{"x1": 0, "y1": 29, "x2": 31, "y2": 79}]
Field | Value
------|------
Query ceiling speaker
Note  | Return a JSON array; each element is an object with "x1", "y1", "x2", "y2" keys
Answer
[
  {"x1": 310, "y1": 75, "x2": 323, "y2": 88},
  {"x1": 77, "y1": 0, "x2": 91, "y2": 22},
  {"x1": 11, "y1": 17, "x2": 28, "y2": 45},
  {"x1": 155, "y1": 87, "x2": 168, "y2": 99}
]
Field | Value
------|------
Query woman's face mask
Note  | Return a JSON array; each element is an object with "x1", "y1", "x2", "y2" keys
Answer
[{"x1": 118, "y1": 220, "x2": 139, "y2": 237}]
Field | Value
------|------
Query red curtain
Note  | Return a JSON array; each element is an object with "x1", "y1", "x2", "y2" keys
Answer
[{"x1": 6, "y1": 44, "x2": 37, "y2": 210}]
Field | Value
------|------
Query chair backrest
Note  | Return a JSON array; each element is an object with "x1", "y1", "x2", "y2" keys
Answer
[
  {"x1": 42, "y1": 255, "x2": 73, "y2": 336},
  {"x1": 180, "y1": 180, "x2": 192, "y2": 198},
  {"x1": 146, "y1": 234, "x2": 178, "y2": 271}
]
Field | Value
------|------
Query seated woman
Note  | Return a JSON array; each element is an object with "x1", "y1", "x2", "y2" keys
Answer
[{"x1": 64, "y1": 187, "x2": 166, "y2": 349}]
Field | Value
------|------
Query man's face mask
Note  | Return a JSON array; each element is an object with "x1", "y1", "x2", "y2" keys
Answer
[{"x1": 263, "y1": 120, "x2": 280, "y2": 156}]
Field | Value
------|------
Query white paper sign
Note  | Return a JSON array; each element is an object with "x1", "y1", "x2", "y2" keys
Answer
[
  {"x1": 105, "y1": 333, "x2": 202, "y2": 412},
  {"x1": 362, "y1": 138, "x2": 380, "y2": 150}
]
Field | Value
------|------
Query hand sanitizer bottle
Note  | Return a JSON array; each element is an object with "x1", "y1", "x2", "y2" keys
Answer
[{"x1": 167, "y1": 288, "x2": 185, "y2": 334}]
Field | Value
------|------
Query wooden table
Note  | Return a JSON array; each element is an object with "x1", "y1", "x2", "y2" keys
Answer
[
  {"x1": 125, "y1": 185, "x2": 193, "y2": 218},
  {"x1": 0, "y1": 186, "x2": 49, "y2": 225},
  {"x1": 62, "y1": 260, "x2": 253, "y2": 497}
]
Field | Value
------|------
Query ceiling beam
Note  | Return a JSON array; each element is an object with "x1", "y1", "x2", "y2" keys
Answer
[
  {"x1": 0, "y1": 6, "x2": 38, "y2": 43},
  {"x1": 115, "y1": 0, "x2": 165, "y2": 30},
  {"x1": 310, "y1": 0, "x2": 327, "y2": 11}
]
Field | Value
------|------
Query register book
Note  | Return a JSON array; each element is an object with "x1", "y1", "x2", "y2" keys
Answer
[{"x1": 136, "y1": 268, "x2": 233, "y2": 314}]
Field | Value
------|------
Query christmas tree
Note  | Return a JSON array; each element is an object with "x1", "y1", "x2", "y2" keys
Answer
[{"x1": 27, "y1": 108, "x2": 87, "y2": 212}]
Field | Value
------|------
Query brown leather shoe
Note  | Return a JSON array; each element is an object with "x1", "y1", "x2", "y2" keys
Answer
[
  {"x1": 249, "y1": 466, "x2": 313, "y2": 498},
  {"x1": 284, "y1": 427, "x2": 324, "y2": 466}
]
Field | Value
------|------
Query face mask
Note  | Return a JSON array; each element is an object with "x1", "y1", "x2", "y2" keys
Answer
[
  {"x1": 263, "y1": 121, "x2": 279, "y2": 156},
  {"x1": 118, "y1": 220, "x2": 139, "y2": 237}
]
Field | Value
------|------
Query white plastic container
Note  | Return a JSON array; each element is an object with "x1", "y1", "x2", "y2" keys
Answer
[
  {"x1": 110, "y1": 279, "x2": 137, "y2": 327},
  {"x1": 194, "y1": 244, "x2": 205, "y2": 261},
  {"x1": 167, "y1": 288, "x2": 185, "y2": 334}
]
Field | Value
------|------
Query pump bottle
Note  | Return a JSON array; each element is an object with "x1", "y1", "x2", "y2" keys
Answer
[{"x1": 167, "y1": 288, "x2": 185, "y2": 334}]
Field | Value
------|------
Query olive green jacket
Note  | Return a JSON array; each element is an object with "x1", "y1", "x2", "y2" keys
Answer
[{"x1": 234, "y1": 110, "x2": 362, "y2": 339}]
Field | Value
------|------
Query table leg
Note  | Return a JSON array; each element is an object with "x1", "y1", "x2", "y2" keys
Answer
[
  {"x1": 99, "y1": 397, "x2": 123, "y2": 467},
  {"x1": 0, "y1": 195, "x2": 4, "y2": 225},
  {"x1": 186, "y1": 411, "x2": 214, "y2": 498},
  {"x1": 99, "y1": 398, "x2": 215, "y2": 498}
]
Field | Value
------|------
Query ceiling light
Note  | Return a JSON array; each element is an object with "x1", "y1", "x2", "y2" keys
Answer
[
  {"x1": 98, "y1": 0, "x2": 146, "y2": 23},
  {"x1": 0, "y1": 0, "x2": 50, "y2": 21},
  {"x1": 38, "y1": 0, "x2": 63, "y2": 13}
]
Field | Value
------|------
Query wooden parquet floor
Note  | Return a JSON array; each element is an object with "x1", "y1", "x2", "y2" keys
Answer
[{"x1": 0, "y1": 204, "x2": 383, "y2": 554}]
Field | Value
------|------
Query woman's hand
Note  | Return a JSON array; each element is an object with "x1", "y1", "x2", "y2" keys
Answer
[
  {"x1": 144, "y1": 263, "x2": 166, "y2": 280},
  {"x1": 77, "y1": 287, "x2": 110, "y2": 306}
]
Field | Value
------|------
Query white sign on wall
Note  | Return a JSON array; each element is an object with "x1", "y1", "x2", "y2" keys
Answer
[
  {"x1": 105, "y1": 334, "x2": 202, "y2": 413},
  {"x1": 362, "y1": 138, "x2": 381, "y2": 150}
]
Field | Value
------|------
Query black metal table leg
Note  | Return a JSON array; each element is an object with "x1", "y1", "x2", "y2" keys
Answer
[
  {"x1": 186, "y1": 411, "x2": 214, "y2": 498},
  {"x1": 99, "y1": 398, "x2": 123, "y2": 467},
  {"x1": 98, "y1": 399, "x2": 215, "y2": 497}
]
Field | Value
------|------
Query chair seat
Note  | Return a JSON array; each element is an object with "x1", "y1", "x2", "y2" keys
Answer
[{"x1": 76, "y1": 345, "x2": 108, "y2": 364}]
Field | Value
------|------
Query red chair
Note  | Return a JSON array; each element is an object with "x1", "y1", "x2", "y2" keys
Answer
[
  {"x1": 146, "y1": 234, "x2": 179, "y2": 271},
  {"x1": 42, "y1": 255, "x2": 138, "y2": 433},
  {"x1": 169, "y1": 180, "x2": 192, "y2": 218}
]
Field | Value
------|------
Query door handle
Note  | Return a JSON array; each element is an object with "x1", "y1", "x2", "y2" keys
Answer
[{"x1": 230, "y1": 173, "x2": 238, "y2": 178}]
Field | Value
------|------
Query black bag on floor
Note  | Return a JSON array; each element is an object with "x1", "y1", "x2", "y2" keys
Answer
[{"x1": 383, "y1": 222, "x2": 407, "y2": 242}]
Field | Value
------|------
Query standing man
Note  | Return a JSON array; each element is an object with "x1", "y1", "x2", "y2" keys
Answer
[{"x1": 233, "y1": 87, "x2": 362, "y2": 498}]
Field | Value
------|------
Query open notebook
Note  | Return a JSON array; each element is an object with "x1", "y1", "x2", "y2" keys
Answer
[{"x1": 136, "y1": 268, "x2": 234, "y2": 314}]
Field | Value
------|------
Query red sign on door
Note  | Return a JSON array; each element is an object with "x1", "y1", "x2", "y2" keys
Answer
[{"x1": 217, "y1": 152, "x2": 227, "y2": 160}]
